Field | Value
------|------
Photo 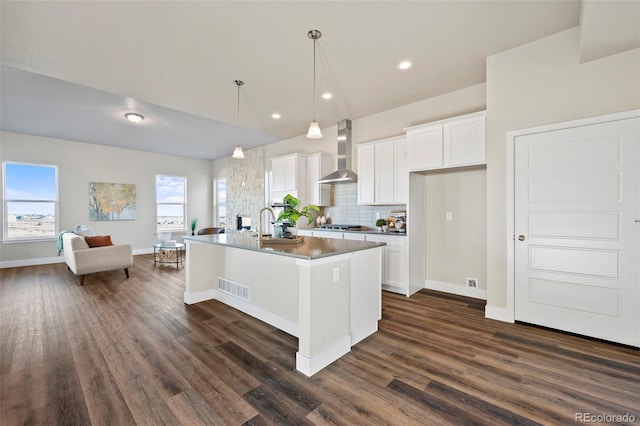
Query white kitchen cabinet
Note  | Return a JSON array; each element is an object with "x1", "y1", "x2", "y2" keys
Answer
[
  {"x1": 271, "y1": 153, "x2": 307, "y2": 203},
  {"x1": 365, "y1": 234, "x2": 409, "y2": 295},
  {"x1": 357, "y1": 144, "x2": 375, "y2": 204},
  {"x1": 343, "y1": 233, "x2": 366, "y2": 241},
  {"x1": 321, "y1": 231, "x2": 344, "y2": 240},
  {"x1": 310, "y1": 229, "x2": 410, "y2": 295},
  {"x1": 357, "y1": 136, "x2": 408, "y2": 205},
  {"x1": 443, "y1": 113, "x2": 486, "y2": 167},
  {"x1": 406, "y1": 111, "x2": 486, "y2": 171},
  {"x1": 307, "y1": 152, "x2": 332, "y2": 206},
  {"x1": 272, "y1": 153, "x2": 307, "y2": 192},
  {"x1": 406, "y1": 124, "x2": 443, "y2": 170},
  {"x1": 375, "y1": 140, "x2": 395, "y2": 204},
  {"x1": 296, "y1": 229, "x2": 314, "y2": 237},
  {"x1": 394, "y1": 138, "x2": 409, "y2": 203}
]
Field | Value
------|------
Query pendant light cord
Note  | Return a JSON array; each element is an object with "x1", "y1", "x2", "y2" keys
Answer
[
  {"x1": 235, "y1": 80, "x2": 244, "y2": 146},
  {"x1": 313, "y1": 37, "x2": 317, "y2": 121}
]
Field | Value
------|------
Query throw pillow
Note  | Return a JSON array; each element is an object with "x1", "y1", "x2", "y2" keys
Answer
[{"x1": 85, "y1": 235, "x2": 113, "y2": 248}]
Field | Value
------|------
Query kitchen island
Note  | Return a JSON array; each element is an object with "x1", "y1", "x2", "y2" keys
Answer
[{"x1": 183, "y1": 232, "x2": 384, "y2": 376}]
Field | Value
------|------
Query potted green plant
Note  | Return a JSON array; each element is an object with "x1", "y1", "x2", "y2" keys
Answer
[
  {"x1": 190, "y1": 217, "x2": 198, "y2": 235},
  {"x1": 277, "y1": 194, "x2": 319, "y2": 235},
  {"x1": 376, "y1": 218, "x2": 388, "y2": 232}
]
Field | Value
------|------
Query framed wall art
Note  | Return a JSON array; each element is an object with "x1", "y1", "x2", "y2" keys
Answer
[{"x1": 89, "y1": 182, "x2": 136, "y2": 221}]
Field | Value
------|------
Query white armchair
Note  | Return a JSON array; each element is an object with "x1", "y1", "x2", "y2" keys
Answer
[{"x1": 62, "y1": 233, "x2": 133, "y2": 285}]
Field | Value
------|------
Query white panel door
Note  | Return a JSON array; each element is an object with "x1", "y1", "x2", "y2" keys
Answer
[{"x1": 514, "y1": 117, "x2": 639, "y2": 347}]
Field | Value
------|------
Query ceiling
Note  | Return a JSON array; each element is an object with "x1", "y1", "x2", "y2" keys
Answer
[{"x1": 1, "y1": 1, "x2": 584, "y2": 160}]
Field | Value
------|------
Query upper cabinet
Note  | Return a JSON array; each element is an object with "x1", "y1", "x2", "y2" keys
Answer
[
  {"x1": 357, "y1": 144, "x2": 375, "y2": 204},
  {"x1": 271, "y1": 153, "x2": 307, "y2": 203},
  {"x1": 443, "y1": 113, "x2": 486, "y2": 166},
  {"x1": 271, "y1": 152, "x2": 332, "y2": 206},
  {"x1": 394, "y1": 138, "x2": 410, "y2": 203},
  {"x1": 272, "y1": 153, "x2": 304, "y2": 192},
  {"x1": 374, "y1": 139, "x2": 396, "y2": 204},
  {"x1": 307, "y1": 152, "x2": 332, "y2": 206},
  {"x1": 406, "y1": 124, "x2": 443, "y2": 170},
  {"x1": 406, "y1": 111, "x2": 486, "y2": 171},
  {"x1": 357, "y1": 136, "x2": 408, "y2": 205}
]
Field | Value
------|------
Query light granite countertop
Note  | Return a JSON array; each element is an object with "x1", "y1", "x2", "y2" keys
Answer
[
  {"x1": 184, "y1": 232, "x2": 385, "y2": 260},
  {"x1": 300, "y1": 227, "x2": 407, "y2": 236}
]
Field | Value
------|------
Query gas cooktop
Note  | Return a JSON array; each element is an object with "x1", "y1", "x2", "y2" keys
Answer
[{"x1": 316, "y1": 224, "x2": 363, "y2": 231}]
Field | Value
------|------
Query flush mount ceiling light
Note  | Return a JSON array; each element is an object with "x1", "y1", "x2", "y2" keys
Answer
[
  {"x1": 124, "y1": 112, "x2": 144, "y2": 123},
  {"x1": 397, "y1": 60, "x2": 413, "y2": 70},
  {"x1": 271, "y1": 113, "x2": 281, "y2": 120},
  {"x1": 306, "y1": 29, "x2": 323, "y2": 139},
  {"x1": 321, "y1": 92, "x2": 333, "y2": 100},
  {"x1": 232, "y1": 80, "x2": 245, "y2": 159}
]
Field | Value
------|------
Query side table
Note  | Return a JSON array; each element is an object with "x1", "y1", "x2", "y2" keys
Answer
[{"x1": 153, "y1": 242, "x2": 185, "y2": 269}]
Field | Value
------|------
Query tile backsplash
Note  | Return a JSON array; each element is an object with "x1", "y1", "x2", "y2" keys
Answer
[
  {"x1": 226, "y1": 147, "x2": 265, "y2": 231},
  {"x1": 315, "y1": 183, "x2": 405, "y2": 229}
]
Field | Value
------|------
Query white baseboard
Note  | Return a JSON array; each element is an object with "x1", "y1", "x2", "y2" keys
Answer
[
  {"x1": 184, "y1": 289, "x2": 217, "y2": 305},
  {"x1": 0, "y1": 256, "x2": 65, "y2": 269},
  {"x1": 424, "y1": 279, "x2": 487, "y2": 300},
  {"x1": 296, "y1": 335, "x2": 351, "y2": 377},
  {"x1": 134, "y1": 248, "x2": 154, "y2": 255},
  {"x1": 217, "y1": 292, "x2": 299, "y2": 337},
  {"x1": 484, "y1": 305, "x2": 515, "y2": 323},
  {"x1": 351, "y1": 324, "x2": 378, "y2": 346},
  {"x1": 186, "y1": 289, "x2": 300, "y2": 338},
  {"x1": 382, "y1": 284, "x2": 408, "y2": 296},
  {"x1": 1, "y1": 248, "x2": 154, "y2": 269}
]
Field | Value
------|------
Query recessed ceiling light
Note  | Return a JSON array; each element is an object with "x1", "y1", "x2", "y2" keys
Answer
[
  {"x1": 397, "y1": 60, "x2": 413, "y2": 70},
  {"x1": 321, "y1": 92, "x2": 333, "y2": 100},
  {"x1": 124, "y1": 112, "x2": 144, "y2": 123},
  {"x1": 271, "y1": 113, "x2": 281, "y2": 119}
]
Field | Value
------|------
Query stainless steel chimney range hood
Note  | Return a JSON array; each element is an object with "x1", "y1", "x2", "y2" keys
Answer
[{"x1": 317, "y1": 119, "x2": 358, "y2": 184}]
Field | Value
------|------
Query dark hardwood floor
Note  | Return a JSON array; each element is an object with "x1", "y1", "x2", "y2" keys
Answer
[{"x1": 1, "y1": 254, "x2": 638, "y2": 425}]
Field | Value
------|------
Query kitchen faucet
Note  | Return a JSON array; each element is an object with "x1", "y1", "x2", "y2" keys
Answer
[{"x1": 258, "y1": 207, "x2": 276, "y2": 239}]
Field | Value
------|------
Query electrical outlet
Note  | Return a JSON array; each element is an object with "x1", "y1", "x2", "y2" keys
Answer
[
  {"x1": 446, "y1": 212, "x2": 453, "y2": 221},
  {"x1": 466, "y1": 277, "x2": 478, "y2": 288},
  {"x1": 375, "y1": 212, "x2": 380, "y2": 220}
]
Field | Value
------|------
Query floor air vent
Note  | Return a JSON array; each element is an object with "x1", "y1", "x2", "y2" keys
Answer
[{"x1": 217, "y1": 277, "x2": 250, "y2": 302}]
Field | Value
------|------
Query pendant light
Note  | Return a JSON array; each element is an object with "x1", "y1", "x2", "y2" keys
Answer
[
  {"x1": 306, "y1": 30, "x2": 323, "y2": 139},
  {"x1": 232, "y1": 79, "x2": 246, "y2": 159}
]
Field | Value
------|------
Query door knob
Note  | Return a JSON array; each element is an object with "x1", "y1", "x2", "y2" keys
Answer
[{"x1": 518, "y1": 235, "x2": 526, "y2": 241}]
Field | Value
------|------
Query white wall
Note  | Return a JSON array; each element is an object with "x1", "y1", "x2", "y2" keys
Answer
[
  {"x1": 425, "y1": 168, "x2": 487, "y2": 292},
  {"x1": 485, "y1": 28, "x2": 640, "y2": 309},
  {"x1": 0, "y1": 131, "x2": 212, "y2": 265}
]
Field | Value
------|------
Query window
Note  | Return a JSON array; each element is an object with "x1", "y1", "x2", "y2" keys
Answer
[
  {"x1": 3, "y1": 162, "x2": 58, "y2": 240},
  {"x1": 214, "y1": 178, "x2": 226, "y2": 228},
  {"x1": 156, "y1": 175, "x2": 186, "y2": 231}
]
